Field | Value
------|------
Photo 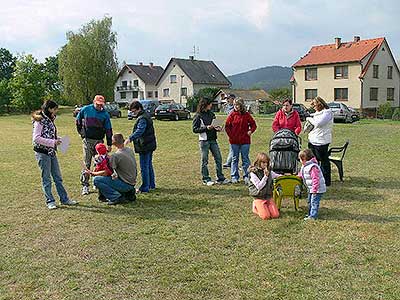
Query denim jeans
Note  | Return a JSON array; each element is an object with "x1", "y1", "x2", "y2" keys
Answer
[
  {"x1": 35, "y1": 152, "x2": 69, "y2": 204},
  {"x1": 82, "y1": 138, "x2": 103, "y2": 187},
  {"x1": 199, "y1": 140, "x2": 225, "y2": 182},
  {"x1": 138, "y1": 151, "x2": 155, "y2": 192},
  {"x1": 307, "y1": 193, "x2": 323, "y2": 219},
  {"x1": 230, "y1": 144, "x2": 251, "y2": 180},
  {"x1": 93, "y1": 176, "x2": 135, "y2": 201},
  {"x1": 225, "y1": 145, "x2": 233, "y2": 165}
]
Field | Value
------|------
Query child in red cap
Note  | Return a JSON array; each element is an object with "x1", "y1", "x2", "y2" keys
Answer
[{"x1": 81, "y1": 143, "x2": 113, "y2": 189}]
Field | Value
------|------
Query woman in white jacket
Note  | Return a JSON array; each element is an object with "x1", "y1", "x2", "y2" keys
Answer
[{"x1": 306, "y1": 97, "x2": 333, "y2": 186}]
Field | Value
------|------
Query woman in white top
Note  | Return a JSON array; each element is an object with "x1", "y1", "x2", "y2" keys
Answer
[{"x1": 306, "y1": 96, "x2": 334, "y2": 186}]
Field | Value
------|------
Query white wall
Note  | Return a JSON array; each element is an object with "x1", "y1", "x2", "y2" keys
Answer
[{"x1": 114, "y1": 68, "x2": 145, "y2": 104}]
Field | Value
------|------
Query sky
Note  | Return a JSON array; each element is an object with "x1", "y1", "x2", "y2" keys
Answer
[{"x1": 1, "y1": 0, "x2": 399, "y2": 75}]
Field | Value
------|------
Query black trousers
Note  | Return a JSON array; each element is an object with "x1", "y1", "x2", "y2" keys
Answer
[{"x1": 308, "y1": 142, "x2": 331, "y2": 186}]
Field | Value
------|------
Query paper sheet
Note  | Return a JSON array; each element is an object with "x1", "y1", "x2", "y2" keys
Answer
[
  {"x1": 211, "y1": 118, "x2": 222, "y2": 127},
  {"x1": 59, "y1": 135, "x2": 70, "y2": 154}
]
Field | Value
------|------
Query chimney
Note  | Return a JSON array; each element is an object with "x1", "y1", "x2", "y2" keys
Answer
[
  {"x1": 139, "y1": 62, "x2": 143, "y2": 66},
  {"x1": 149, "y1": 62, "x2": 154, "y2": 68},
  {"x1": 353, "y1": 36, "x2": 360, "y2": 42},
  {"x1": 189, "y1": 55, "x2": 194, "y2": 60},
  {"x1": 335, "y1": 37, "x2": 341, "y2": 49}
]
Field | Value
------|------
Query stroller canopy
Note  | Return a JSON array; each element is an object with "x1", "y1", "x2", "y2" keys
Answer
[{"x1": 269, "y1": 129, "x2": 300, "y2": 174}]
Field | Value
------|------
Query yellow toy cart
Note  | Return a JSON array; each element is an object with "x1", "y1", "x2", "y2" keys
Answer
[{"x1": 272, "y1": 175, "x2": 303, "y2": 210}]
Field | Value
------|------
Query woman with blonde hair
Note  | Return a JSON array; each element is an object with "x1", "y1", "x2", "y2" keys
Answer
[
  {"x1": 225, "y1": 98, "x2": 257, "y2": 184},
  {"x1": 305, "y1": 96, "x2": 333, "y2": 186}
]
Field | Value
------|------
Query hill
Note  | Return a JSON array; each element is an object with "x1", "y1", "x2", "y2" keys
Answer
[{"x1": 228, "y1": 66, "x2": 292, "y2": 91}]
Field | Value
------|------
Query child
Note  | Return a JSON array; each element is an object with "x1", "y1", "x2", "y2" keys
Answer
[
  {"x1": 81, "y1": 143, "x2": 113, "y2": 186},
  {"x1": 298, "y1": 149, "x2": 326, "y2": 220},
  {"x1": 248, "y1": 152, "x2": 280, "y2": 220}
]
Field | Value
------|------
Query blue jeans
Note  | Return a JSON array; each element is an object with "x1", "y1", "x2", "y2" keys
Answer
[
  {"x1": 93, "y1": 176, "x2": 135, "y2": 201},
  {"x1": 138, "y1": 151, "x2": 155, "y2": 192},
  {"x1": 35, "y1": 152, "x2": 69, "y2": 204},
  {"x1": 307, "y1": 193, "x2": 323, "y2": 219},
  {"x1": 199, "y1": 140, "x2": 225, "y2": 182},
  {"x1": 230, "y1": 144, "x2": 250, "y2": 180},
  {"x1": 225, "y1": 145, "x2": 233, "y2": 165}
]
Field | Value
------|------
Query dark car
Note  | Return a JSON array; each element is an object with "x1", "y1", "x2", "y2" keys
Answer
[
  {"x1": 348, "y1": 106, "x2": 360, "y2": 122},
  {"x1": 292, "y1": 103, "x2": 311, "y2": 121},
  {"x1": 154, "y1": 103, "x2": 191, "y2": 121},
  {"x1": 105, "y1": 103, "x2": 122, "y2": 118},
  {"x1": 128, "y1": 99, "x2": 160, "y2": 120}
]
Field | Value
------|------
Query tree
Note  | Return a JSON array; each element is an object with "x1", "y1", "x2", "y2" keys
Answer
[
  {"x1": 186, "y1": 87, "x2": 220, "y2": 112},
  {"x1": 59, "y1": 17, "x2": 118, "y2": 105},
  {"x1": 0, "y1": 79, "x2": 12, "y2": 112},
  {"x1": 0, "y1": 48, "x2": 16, "y2": 81},
  {"x1": 43, "y1": 55, "x2": 63, "y2": 103},
  {"x1": 268, "y1": 87, "x2": 292, "y2": 104},
  {"x1": 9, "y1": 54, "x2": 46, "y2": 112}
]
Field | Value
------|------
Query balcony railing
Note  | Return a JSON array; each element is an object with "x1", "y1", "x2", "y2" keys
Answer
[{"x1": 116, "y1": 85, "x2": 139, "y2": 91}]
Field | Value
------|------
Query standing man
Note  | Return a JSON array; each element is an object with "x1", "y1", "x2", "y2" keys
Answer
[
  {"x1": 125, "y1": 101, "x2": 157, "y2": 193},
  {"x1": 76, "y1": 95, "x2": 113, "y2": 195},
  {"x1": 93, "y1": 133, "x2": 137, "y2": 205},
  {"x1": 223, "y1": 94, "x2": 235, "y2": 169}
]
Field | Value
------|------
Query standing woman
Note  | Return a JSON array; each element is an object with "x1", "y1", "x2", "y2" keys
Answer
[
  {"x1": 225, "y1": 98, "x2": 257, "y2": 184},
  {"x1": 272, "y1": 99, "x2": 302, "y2": 135},
  {"x1": 32, "y1": 100, "x2": 77, "y2": 209},
  {"x1": 125, "y1": 101, "x2": 157, "y2": 193},
  {"x1": 306, "y1": 96, "x2": 333, "y2": 186}
]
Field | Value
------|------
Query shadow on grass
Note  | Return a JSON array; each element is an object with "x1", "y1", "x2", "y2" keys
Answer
[{"x1": 319, "y1": 207, "x2": 400, "y2": 223}]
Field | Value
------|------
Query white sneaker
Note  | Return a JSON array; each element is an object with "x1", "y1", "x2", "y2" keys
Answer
[
  {"x1": 81, "y1": 186, "x2": 89, "y2": 195},
  {"x1": 62, "y1": 199, "x2": 78, "y2": 206},
  {"x1": 47, "y1": 202, "x2": 57, "y2": 210},
  {"x1": 304, "y1": 216, "x2": 316, "y2": 221},
  {"x1": 203, "y1": 181, "x2": 215, "y2": 186},
  {"x1": 231, "y1": 178, "x2": 239, "y2": 184}
]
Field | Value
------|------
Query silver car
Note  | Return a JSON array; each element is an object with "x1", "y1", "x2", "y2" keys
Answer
[{"x1": 328, "y1": 102, "x2": 353, "y2": 123}]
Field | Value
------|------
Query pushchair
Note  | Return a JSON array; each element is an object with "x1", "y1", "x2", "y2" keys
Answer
[{"x1": 269, "y1": 129, "x2": 303, "y2": 210}]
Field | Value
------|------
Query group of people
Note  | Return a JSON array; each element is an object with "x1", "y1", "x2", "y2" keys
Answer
[
  {"x1": 32, "y1": 95, "x2": 157, "y2": 209},
  {"x1": 193, "y1": 95, "x2": 333, "y2": 221},
  {"x1": 32, "y1": 93, "x2": 334, "y2": 221}
]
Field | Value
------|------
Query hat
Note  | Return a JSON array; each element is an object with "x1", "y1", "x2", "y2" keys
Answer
[
  {"x1": 93, "y1": 95, "x2": 105, "y2": 105},
  {"x1": 95, "y1": 143, "x2": 107, "y2": 155}
]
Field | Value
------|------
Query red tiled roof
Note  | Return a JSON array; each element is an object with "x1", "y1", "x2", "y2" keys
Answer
[{"x1": 292, "y1": 37, "x2": 385, "y2": 67}]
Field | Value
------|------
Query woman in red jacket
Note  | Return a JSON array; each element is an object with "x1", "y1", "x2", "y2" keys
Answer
[
  {"x1": 272, "y1": 99, "x2": 302, "y2": 135},
  {"x1": 225, "y1": 98, "x2": 257, "y2": 184}
]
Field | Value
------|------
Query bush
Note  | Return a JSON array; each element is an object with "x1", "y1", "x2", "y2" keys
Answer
[
  {"x1": 392, "y1": 108, "x2": 400, "y2": 121},
  {"x1": 259, "y1": 101, "x2": 279, "y2": 114},
  {"x1": 377, "y1": 103, "x2": 393, "y2": 119}
]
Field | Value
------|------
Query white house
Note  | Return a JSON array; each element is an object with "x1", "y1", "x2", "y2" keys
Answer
[
  {"x1": 114, "y1": 63, "x2": 164, "y2": 105},
  {"x1": 156, "y1": 57, "x2": 231, "y2": 105},
  {"x1": 291, "y1": 36, "x2": 400, "y2": 114}
]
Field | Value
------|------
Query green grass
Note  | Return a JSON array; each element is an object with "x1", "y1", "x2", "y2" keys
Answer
[{"x1": 1, "y1": 107, "x2": 399, "y2": 299}]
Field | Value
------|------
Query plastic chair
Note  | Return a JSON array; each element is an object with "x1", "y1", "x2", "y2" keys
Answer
[
  {"x1": 272, "y1": 175, "x2": 303, "y2": 210},
  {"x1": 328, "y1": 140, "x2": 349, "y2": 182}
]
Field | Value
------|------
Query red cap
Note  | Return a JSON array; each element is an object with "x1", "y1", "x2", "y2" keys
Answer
[
  {"x1": 95, "y1": 143, "x2": 107, "y2": 155},
  {"x1": 93, "y1": 95, "x2": 105, "y2": 105}
]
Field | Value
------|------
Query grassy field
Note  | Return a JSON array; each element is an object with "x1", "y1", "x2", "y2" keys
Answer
[{"x1": 0, "y1": 107, "x2": 399, "y2": 299}]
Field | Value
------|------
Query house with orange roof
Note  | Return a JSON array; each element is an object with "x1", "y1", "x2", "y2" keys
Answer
[{"x1": 291, "y1": 36, "x2": 400, "y2": 113}]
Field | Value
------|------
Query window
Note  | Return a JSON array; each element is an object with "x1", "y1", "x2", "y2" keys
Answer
[
  {"x1": 133, "y1": 80, "x2": 139, "y2": 87},
  {"x1": 132, "y1": 91, "x2": 138, "y2": 98},
  {"x1": 121, "y1": 80, "x2": 127, "y2": 87},
  {"x1": 163, "y1": 88, "x2": 170, "y2": 97},
  {"x1": 387, "y1": 88, "x2": 395, "y2": 101},
  {"x1": 120, "y1": 92, "x2": 126, "y2": 99},
  {"x1": 305, "y1": 89, "x2": 317, "y2": 101},
  {"x1": 154, "y1": 91, "x2": 158, "y2": 98},
  {"x1": 305, "y1": 68, "x2": 317, "y2": 81},
  {"x1": 147, "y1": 91, "x2": 153, "y2": 98},
  {"x1": 181, "y1": 87, "x2": 187, "y2": 97},
  {"x1": 334, "y1": 66, "x2": 348, "y2": 79},
  {"x1": 140, "y1": 91, "x2": 144, "y2": 100},
  {"x1": 170, "y1": 75, "x2": 177, "y2": 83},
  {"x1": 373, "y1": 65, "x2": 379, "y2": 78},
  {"x1": 370, "y1": 88, "x2": 378, "y2": 101},
  {"x1": 387, "y1": 66, "x2": 393, "y2": 79},
  {"x1": 334, "y1": 88, "x2": 348, "y2": 101}
]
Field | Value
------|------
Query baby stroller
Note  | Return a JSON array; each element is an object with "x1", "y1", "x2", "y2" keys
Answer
[
  {"x1": 269, "y1": 129, "x2": 303, "y2": 210},
  {"x1": 269, "y1": 129, "x2": 300, "y2": 174}
]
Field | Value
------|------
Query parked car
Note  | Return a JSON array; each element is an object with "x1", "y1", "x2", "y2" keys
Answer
[
  {"x1": 328, "y1": 102, "x2": 353, "y2": 123},
  {"x1": 154, "y1": 103, "x2": 191, "y2": 121},
  {"x1": 292, "y1": 103, "x2": 311, "y2": 121},
  {"x1": 348, "y1": 106, "x2": 360, "y2": 122},
  {"x1": 104, "y1": 103, "x2": 122, "y2": 118},
  {"x1": 72, "y1": 105, "x2": 82, "y2": 117},
  {"x1": 127, "y1": 99, "x2": 160, "y2": 120}
]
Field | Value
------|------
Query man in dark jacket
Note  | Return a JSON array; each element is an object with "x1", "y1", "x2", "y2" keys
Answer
[
  {"x1": 76, "y1": 95, "x2": 113, "y2": 195},
  {"x1": 125, "y1": 101, "x2": 157, "y2": 193}
]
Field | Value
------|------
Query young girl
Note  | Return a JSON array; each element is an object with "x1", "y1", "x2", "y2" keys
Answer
[
  {"x1": 248, "y1": 152, "x2": 280, "y2": 220},
  {"x1": 298, "y1": 149, "x2": 326, "y2": 220}
]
